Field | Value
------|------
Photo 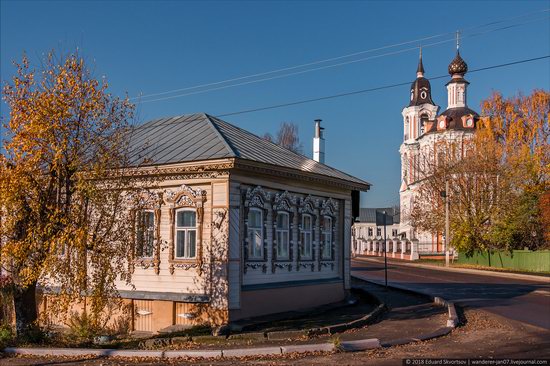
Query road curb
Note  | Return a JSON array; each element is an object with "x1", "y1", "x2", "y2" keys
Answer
[
  {"x1": 339, "y1": 338, "x2": 380, "y2": 352},
  {"x1": 353, "y1": 276, "x2": 460, "y2": 330}
]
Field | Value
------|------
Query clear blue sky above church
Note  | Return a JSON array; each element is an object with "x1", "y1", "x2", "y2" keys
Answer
[{"x1": 1, "y1": 1, "x2": 549, "y2": 207}]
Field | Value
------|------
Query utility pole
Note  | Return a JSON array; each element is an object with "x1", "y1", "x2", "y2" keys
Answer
[{"x1": 445, "y1": 179, "x2": 450, "y2": 267}]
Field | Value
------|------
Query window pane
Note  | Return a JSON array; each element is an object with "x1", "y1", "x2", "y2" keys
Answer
[
  {"x1": 176, "y1": 231, "x2": 185, "y2": 258},
  {"x1": 136, "y1": 211, "x2": 155, "y2": 258},
  {"x1": 144, "y1": 211, "x2": 154, "y2": 228},
  {"x1": 303, "y1": 215, "x2": 311, "y2": 230},
  {"x1": 187, "y1": 230, "x2": 196, "y2": 258},
  {"x1": 249, "y1": 210, "x2": 261, "y2": 229},
  {"x1": 327, "y1": 217, "x2": 332, "y2": 229},
  {"x1": 144, "y1": 229, "x2": 154, "y2": 257},
  {"x1": 177, "y1": 211, "x2": 196, "y2": 227},
  {"x1": 253, "y1": 230, "x2": 262, "y2": 257},
  {"x1": 277, "y1": 213, "x2": 288, "y2": 229}
]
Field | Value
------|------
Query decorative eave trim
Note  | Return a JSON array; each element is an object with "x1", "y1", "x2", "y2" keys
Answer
[
  {"x1": 121, "y1": 158, "x2": 235, "y2": 178},
  {"x1": 120, "y1": 157, "x2": 370, "y2": 192},
  {"x1": 234, "y1": 159, "x2": 371, "y2": 192}
]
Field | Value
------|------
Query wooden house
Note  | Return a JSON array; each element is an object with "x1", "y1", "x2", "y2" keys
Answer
[{"x1": 46, "y1": 113, "x2": 371, "y2": 333}]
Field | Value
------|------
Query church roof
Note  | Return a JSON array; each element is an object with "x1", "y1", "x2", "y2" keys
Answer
[
  {"x1": 440, "y1": 107, "x2": 479, "y2": 128},
  {"x1": 416, "y1": 53, "x2": 425, "y2": 74},
  {"x1": 127, "y1": 113, "x2": 371, "y2": 190},
  {"x1": 409, "y1": 77, "x2": 435, "y2": 107},
  {"x1": 448, "y1": 50, "x2": 468, "y2": 76}
]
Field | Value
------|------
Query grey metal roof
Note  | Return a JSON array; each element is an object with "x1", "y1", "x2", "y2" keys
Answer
[
  {"x1": 357, "y1": 207, "x2": 399, "y2": 224},
  {"x1": 128, "y1": 113, "x2": 371, "y2": 189}
]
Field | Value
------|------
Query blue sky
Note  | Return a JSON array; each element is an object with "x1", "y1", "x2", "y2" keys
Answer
[{"x1": 1, "y1": 0, "x2": 549, "y2": 207}]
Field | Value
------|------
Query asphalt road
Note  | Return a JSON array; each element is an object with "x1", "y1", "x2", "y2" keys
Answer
[{"x1": 352, "y1": 257, "x2": 550, "y2": 330}]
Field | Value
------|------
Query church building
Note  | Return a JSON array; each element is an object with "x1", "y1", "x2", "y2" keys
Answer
[{"x1": 399, "y1": 45, "x2": 479, "y2": 254}]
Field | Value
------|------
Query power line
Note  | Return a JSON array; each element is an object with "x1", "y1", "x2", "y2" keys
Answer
[
  {"x1": 131, "y1": 8, "x2": 549, "y2": 102},
  {"x1": 137, "y1": 15, "x2": 549, "y2": 104},
  {"x1": 138, "y1": 15, "x2": 550, "y2": 104},
  {"x1": 214, "y1": 55, "x2": 550, "y2": 118}
]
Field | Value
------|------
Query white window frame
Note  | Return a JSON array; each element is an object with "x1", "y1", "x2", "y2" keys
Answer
[
  {"x1": 276, "y1": 212, "x2": 290, "y2": 260},
  {"x1": 300, "y1": 214, "x2": 313, "y2": 259},
  {"x1": 136, "y1": 209, "x2": 155, "y2": 259},
  {"x1": 376, "y1": 227, "x2": 382, "y2": 237},
  {"x1": 247, "y1": 208, "x2": 264, "y2": 260},
  {"x1": 321, "y1": 216, "x2": 332, "y2": 260},
  {"x1": 175, "y1": 208, "x2": 197, "y2": 259}
]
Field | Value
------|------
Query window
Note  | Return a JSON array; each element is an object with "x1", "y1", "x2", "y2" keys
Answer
[
  {"x1": 247, "y1": 208, "x2": 263, "y2": 259},
  {"x1": 368, "y1": 227, "x2": 373, "y2": 237},
  {"x1": 404, "y1": 117, "x2": 410, "y2": 140},
  {"x1": 300, "y1": 214, "x2": 313, "y2": 259},
  {"x1": 321, "y1": 216, "x2": 332, "y2": 259},
  {"x1": 420, "y1": 114, "x2": 429, "y2": 135},
  {"x1": 276, "y1": 212, "x2": 290, "y2": 260},
  {"x1": 136, "y1": 210, "x2": 155, "y2": 258},
  {"x1": 175, "y1": 209, "x2": 196, "y2": 259},
  {"x1": 376, "y1": 228, "x2": 381, "y2": 237},
  {"x1": 458, "y1": 88, "x2": 464, "y2": 103},
  {"x1": 392, "y1": 229, "x2": 398, "y2": 237}
]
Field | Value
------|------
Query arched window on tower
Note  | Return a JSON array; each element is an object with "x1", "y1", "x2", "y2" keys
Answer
[
  {"x1": 403, "y1": 153, "x2": 408, "y2": 183},
  {"x1": 419, "y1": 114, "x2": 429, "y2": 135},
  {"x1": 458, "y1": 87, "x2": 464, "y2": 103},
  {"x1": 404, "y1": 116, "x2": 410, "y2": 140}
]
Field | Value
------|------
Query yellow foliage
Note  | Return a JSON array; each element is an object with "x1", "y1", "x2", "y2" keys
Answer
[{"x1": 0, "y1": 50, "x2": 144, "y2": 330}]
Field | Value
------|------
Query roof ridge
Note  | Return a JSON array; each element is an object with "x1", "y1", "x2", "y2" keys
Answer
[
  {"x1": 206, "y1": 114, "x2": 371, "y2": 187},
  {"x1": 207, "y1": 114, "x2": 312, "y2": 160},
  {"x1": 202, "y1": 113, "x2": 238, "y2": 158}
]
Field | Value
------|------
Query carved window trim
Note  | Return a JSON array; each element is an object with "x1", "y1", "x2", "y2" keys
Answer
[
  {"x1": 319, "y1": 198, "x2": 338, "y2": 264},
  {"x1": 299, "y1": 213, "x2": 313, "y2": 260},
  {"x1": 271, "y1": 191, "x2": 296, "y2": 271},
  {"x1": 130, "y1": 191, "x2": 163, "y2": 275},
  {"x1": 298, "y1": 195, "x2": 320, "y2": 271},
  {"x1": 246, "y1": 207, "x2": 264, "y2": 260},
  {"x1": 274, "y1": 211, "x2": 290, "y2": 261},
  {"x1": 321, "y1": 215, "x2": 333, "y2": 260},
  {"x1": 164, "y1": 184, "x2": 206, "y2": 275},
  {"x1": 243, "y1": 186, "x2": 270, "y2": 273},
  {"x1": 174, "y1": 208, "x2": 198, "y2": 260},
  {"x1": 135, "y1": 209, "x2": 156, "y2": 259}
]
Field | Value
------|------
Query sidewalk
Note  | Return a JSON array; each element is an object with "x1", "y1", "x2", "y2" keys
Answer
[
  {"x1": 354, "y1": 255, "x2": 550, "y2": 283},
  {"x1": 340, "y1": 279, "x2": 448, "y2": 345}
]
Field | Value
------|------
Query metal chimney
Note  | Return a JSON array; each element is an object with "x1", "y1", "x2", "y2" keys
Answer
[{"x1": 313, "y1": 119, "x2": 325, "y2": 163}]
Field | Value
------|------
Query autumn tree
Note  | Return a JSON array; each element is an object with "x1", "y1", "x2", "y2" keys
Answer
[
  {"x1": 0, "y1": 51, "x2": 142, "y2": 336},
  {"x1": 263, "y1": 122, "x2": 303, "y2": 154},
  {"x1": 410, "y1": 90, "x2": 549, "y2": 254}
]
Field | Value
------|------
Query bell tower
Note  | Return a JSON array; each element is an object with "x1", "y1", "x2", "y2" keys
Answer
[
  {"x1": 399, "y1": 49, "x2": 440, "y2": 241},
  {"x1": 401, "y1": 48, "x2": 439, "y2": 142},
  {"x1": 446, "y1": 32, "x2": 469, "y2": 110}
]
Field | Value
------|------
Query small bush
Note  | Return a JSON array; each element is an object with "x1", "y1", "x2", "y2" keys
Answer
[
  {"x1": 0, "y1": 323, "x2": 14, "y2": 347},
  {"x1": 16, "y1": 324, "x2": 47, "y2": 345},
  {"x1": 331, "y1": 335, "x2": 342, "y2": 351},
  {"x1": 67, "y1": 312, "x2": 100, "y2": 343},
  {"x1": 108, "y1": 315, "x2": 131, "y2": 337}
]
